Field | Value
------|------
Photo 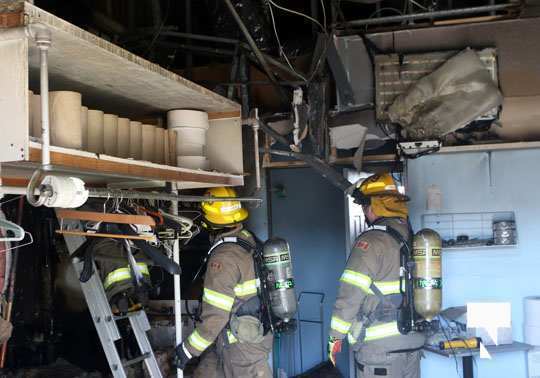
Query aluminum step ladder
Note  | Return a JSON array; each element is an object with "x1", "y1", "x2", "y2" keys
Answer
[{"x1": 60, "y1": 217, "x2": 163, "y2": 378}]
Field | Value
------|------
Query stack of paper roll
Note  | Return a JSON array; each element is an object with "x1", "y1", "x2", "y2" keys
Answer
[
  {"x1": 167, "y1": 109, "x2": 210, "y2": 170},
  {"x1": 525, "y1": 297, "x2": 540, "y2": 346},
  {"x1": 28, "y1": 89, "x2": 176, "y2": 166}
]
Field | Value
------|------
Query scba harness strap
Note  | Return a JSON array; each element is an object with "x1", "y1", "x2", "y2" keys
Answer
[
  {"x1": 362, "y1": 223, "x2": 414, "y2": 335},
  {"x1": 208, "y1": 236, "x2": 273, "y2": 343}
]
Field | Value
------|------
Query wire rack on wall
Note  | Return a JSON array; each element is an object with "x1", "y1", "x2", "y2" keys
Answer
[{"x1": 421, "y1": 211, "x2": 517, "y2": 250}]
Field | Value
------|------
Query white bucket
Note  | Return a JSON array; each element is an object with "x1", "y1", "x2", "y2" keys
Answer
[
  {"x1": 141, "y1": 124, "x2": 156, "y2": 162},
  {"x1": 174, "y1": 127, "x2": 207, "y2": 148},
  {"x1": 87, "y1": 110, "x2": 104, "y2": 153},
  {"x1": 129, "y1": 121, "x2": 142, "y2": 160},
  {"x1": 177, "y1": 155, "x2": 210, "y2": 170},
  {"x1": 49, "y1": 91, "x2": 82, "y2": 149},
  {"x1": 167, "y1": 109, "x2": 209, "y2": 130},
  {"x1": 154, "y1": 127, "x2": 165, "y2": 164},
  {"x1": 117, "y1": 117, "x2": 130, "y2": 158}
]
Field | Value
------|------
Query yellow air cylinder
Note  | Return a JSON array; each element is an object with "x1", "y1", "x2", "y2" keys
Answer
[{"x1": 412, "y1": 229, "x2": 442, "y2": 321}]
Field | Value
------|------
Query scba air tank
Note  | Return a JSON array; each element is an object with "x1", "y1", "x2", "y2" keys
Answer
[
  {"x1": 412, "y1": 229, "x2": 442, "y2": 321},
  {"x1": 262, "y1": 238, "x2": 297, "y2": 322}
]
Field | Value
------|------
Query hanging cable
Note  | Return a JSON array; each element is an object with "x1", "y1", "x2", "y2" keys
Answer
[
  {"x1": 267, "y1": 0, "x2": 327, "y2": 33},
  {"x1": 267, "y1": 3, "x2": 307, "y2": 82},
  {"x1": 321, "y1": 0, "x2": 327, "y2": 30}
]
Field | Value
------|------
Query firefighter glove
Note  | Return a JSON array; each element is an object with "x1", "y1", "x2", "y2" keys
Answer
[
  {"x1": 328, "y1": 336, "x2": 342, "y2": 366},
  {"x1": 173, "y1": 343, "x2": 192, "y2": 370}
]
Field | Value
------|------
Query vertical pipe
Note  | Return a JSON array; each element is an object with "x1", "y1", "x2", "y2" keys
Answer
[
  {"x1": 310, "y1": 0, "x2": 319, "y2": 36},
  {"x1": 185, "y1": 0, "x2": 193, "y2": 79},
  {"x1": 38, "y1": 41, "x2": 51, "y2": 168},
  {"x1": 252, "y1": 121, "x2": 261, "y2": 191},
  {"x1": 171, "y1": 183, "x2": 183, "y2": 378}
]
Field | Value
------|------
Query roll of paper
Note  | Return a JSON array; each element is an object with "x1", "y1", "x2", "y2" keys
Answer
[
  {"x1": 154, "y1": 127, "x2": 165, "y2": 164},
  {"x1": 129, "y1": 121, "x2": 142, "y2": 160},
  {"x1": 525, "y1": 297, "x2": 540, "y2": 327},
  {"x1": 141, "y1": 124, "x2": 156, "y2": 162},
  {"x1": 87, "y1": 110, "x2": 104, "y2": 154},
  {"x1": 525, "y1": 325, "x2": 540, "y2": 346},
  {"x1": 177, "y1": 155, "x2": 210, "y2": 170},
  {"x1": 167, "y1": 109, "x2": 209, "y2": 129},
  {"x1": 31, "y1": 93, "x2": 42, "y2": 139},
  {"x1": 117, "y1": 117, "x2": 130, "y2": 158},
  {"x1": 81, "y1": 106, "x2": 88, "y2": 150},
  {"x1": 103, "y1": 114, "x2": 118, "y2": 156},
  {"x1": 173, "y1": 127, "x2": 206, "y2": 150},
  {"x1": 49, "y1": 91, "x2": 82, "y2": 149}
]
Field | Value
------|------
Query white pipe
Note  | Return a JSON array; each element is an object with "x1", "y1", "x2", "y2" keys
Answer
[
  {"x1": 252, "y1": 121, "x2": 261, "y2": 190},
  {"x1": 171, "y1": 183, "x2": 183, "y2": 378},
  {"x1": 39, "y1": 46, "x2": 51, "y2": 168}
]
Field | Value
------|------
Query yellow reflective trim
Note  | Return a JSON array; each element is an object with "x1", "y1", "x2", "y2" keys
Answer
[
  {"x1": 364, "y1": 321, "x2": 400, "y2": 341},
  {"x1": 373, "y1": 280, "x2": 401, "y2": 295},
  {"x1": 188, "y1": 330, "x2": 212, "y2": 352},
  {"x1": 234, "y1": 279, "x2": 259, "y2": 297},
  {"x1": 103, "y1": 263, "x2": 150, "y2": 289},
  {"x1": 340, "y1": 270, "x2": 372, "y2": 294},
  {"x1": 347, "y1": 332, "x2": 357, "y2": 345},
  {"x1": 227, "y1": 330, "x2": 238, "y2": 344},
  {"x1": 203, "y1": 288, "x2": 235, "y2": 312},
  {"x1": 331, "y1": 316, "x2": 352, "y2": 334}
]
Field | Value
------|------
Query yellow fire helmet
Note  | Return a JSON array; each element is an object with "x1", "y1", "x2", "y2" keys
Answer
[
  {"x1": 354, "y1": 173, "x2": 409, "y2": 218},
  {"x1": 201, "y1": 187, "x2": 248, "y2": 228}
]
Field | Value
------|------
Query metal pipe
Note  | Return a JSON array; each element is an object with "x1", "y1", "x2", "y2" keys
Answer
[
  {"x1": 86, "y1": 188, "x2": 262, "y2": 203},
  {"x1": 4, "y1": 186, "x2": 262, "y2": 204},
  {"x1": 252, "y1": 116, "x2": 261, "y2": 191},
  {"x1": 346, "y1": 3, "x2": 517, "y2": 26},
  {"x1": 28, "y1": 23, "x2": 52, "y2": 169},
  {"x1": 154, "y1": 41, "x2": 235, "y2": 56},
  {"x1": 222, "y1": 0, "x2": 289, "y2": 103},
  {"x1": 170, "y1": 184, "x2": 183, "y2": 378},
  {"x1": 159, "y1": 31, "x2": 241, "y2": 45}
]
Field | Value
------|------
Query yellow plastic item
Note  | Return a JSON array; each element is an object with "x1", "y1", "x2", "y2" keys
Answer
[
  {"x1": 439, "y1": 337, "x2": 481, "y2": 350},
  {"x1": 202, "y1": 187, "x2": 248, "y2": 227}
]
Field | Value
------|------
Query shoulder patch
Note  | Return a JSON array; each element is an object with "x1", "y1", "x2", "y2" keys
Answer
[
  {"x1": 355, "y1": 240, "x2": 370, "y2": 250},
  {"x1": 209, "y1": 261, "x2": 223, "y2": 272}
]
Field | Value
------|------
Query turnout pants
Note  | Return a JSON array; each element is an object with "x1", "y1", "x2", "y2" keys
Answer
[
  {"x1": 355, "y1": 347, "x2": 421, "y2": 378},
  {"x1": 194, "y1": 333, "x2": 273, "y2": 378}
]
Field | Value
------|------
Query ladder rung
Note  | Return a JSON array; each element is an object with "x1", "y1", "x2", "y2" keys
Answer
[
  {"x1": 114, "y1": 311, "x2": 142, "y2": 321},
  {"x1": 122, "y1": 353, "x2": 151, "y2": 368}
]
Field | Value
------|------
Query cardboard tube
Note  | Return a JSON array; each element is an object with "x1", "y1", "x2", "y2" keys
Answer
[
  {"x1": 103, "y1": 114, "x2": 118, "y2": 156},
  {"x1": 49, "y1": 91, "x2": 82, "y2": 149},
  {"x1": 129, "y1": 121, "x2": 142, "y2": 160},
  {"x1": 154, "y1": 127, "x2": 165, "y2": 164},
  {"x1": 87, "y1": 110, "x2": 104, "y2": 153},
  {"x1": 141, "y1": 124, "x2": 155, "y2": 162},
  {"x1": 117, "y1": 117, "x2": 130, "y2": 158}
]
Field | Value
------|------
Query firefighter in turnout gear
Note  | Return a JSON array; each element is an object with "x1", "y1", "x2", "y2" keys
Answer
[
  {"x1": 329, "y1": 173, "x2": 425, "y2": 378},
  {"x1": 174, "y1": 187, "x2": 273, "y2": 378}
]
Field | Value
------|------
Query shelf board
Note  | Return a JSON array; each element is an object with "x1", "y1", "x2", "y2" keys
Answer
[
  {"x1": 15, "y1": 1, "x2": 240, "y2": 118},
  {"x1": 1, "y1": 143, "x2": 243, "y2": 189},
  {"x1": 442, "y1": 244, "x2": 518, "y2": 251}
]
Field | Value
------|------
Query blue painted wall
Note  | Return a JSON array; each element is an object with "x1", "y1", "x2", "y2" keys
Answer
[
  {"x1": 269, "y1": 168, "x2": 348, "y2": 376},
  {"x1": 407, "y1": 149, "x2": 540, "y2": 378}
]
